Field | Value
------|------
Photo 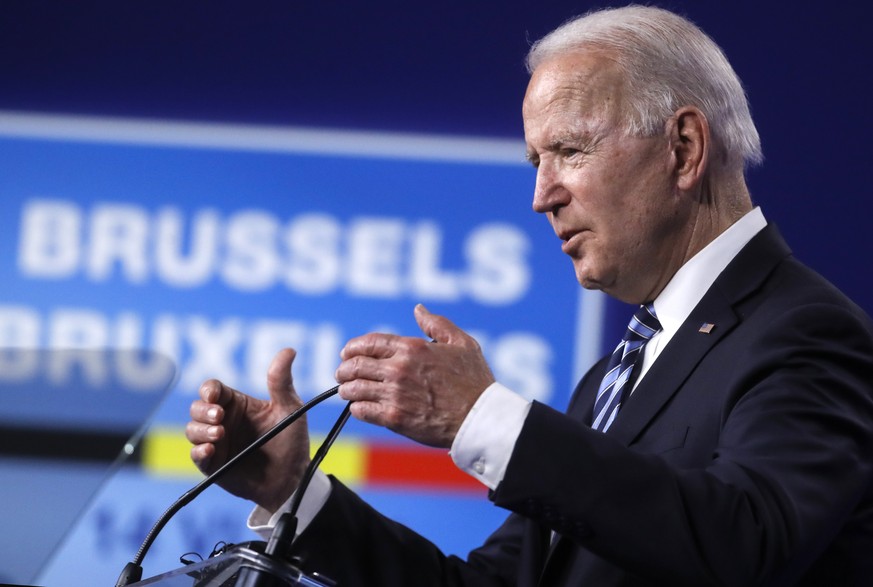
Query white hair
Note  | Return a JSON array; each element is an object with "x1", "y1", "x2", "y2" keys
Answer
[{"x1": 527, "y1": 5, "x2": 763, "y2": 168}]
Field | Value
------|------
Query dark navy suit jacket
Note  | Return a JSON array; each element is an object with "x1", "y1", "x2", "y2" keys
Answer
[{"x1": 290, "y1": 225, "x2": 873, "y2": 586}]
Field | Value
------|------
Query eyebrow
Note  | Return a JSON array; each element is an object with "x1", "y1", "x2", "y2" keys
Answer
[
  {"x1": 524, "y1": 149, "x2": 541, "y2": 166},
  {"x1": 547, "y1": 129, "x2": 596, "y2": 150},
  {"x1": 526, "y1": 131, "x2": 595, "y2": 161}
]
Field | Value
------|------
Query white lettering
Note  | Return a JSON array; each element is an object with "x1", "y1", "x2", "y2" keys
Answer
[
  {"x1": 18, "y1": 199, "x2": 81, "y2": 278},
  {"x1": 117, "y1": 313, "x2": 181, "y2": 368},
  {"x1": 347, "y1": 218, "x2": 405, "y2": 297},
  {"x1": 409, "y1": 221, "x2": 460, "y2": 301},
  {"x1": 308, "y1": 323, "x2": 343, "y2": 392},
  {"x1": 222, "y1": 211, "x2": 280, "y2": 291},
  {"x1": 16, "y1": 199, "x2": 534, "y2": 304},
  {"x1": 283, "y1": 213, "x2": 341, "y2": 294},
  {"x1": 0, "y1": 305, "x2": 40, "y2": 347},
  {"x1": 88, "y1": 204, "x2": 149, "y2": 283},
  {"x1": 0, "y1": 304, "x2": 560, "y2": 407},
  {"x1": 490, "y1": 333, "x2": 553, "y2": 403},
  {"x1": 181, "y1": 316, "x2": 244, "y2": 390},
  {"x1": 245, "y1": 320, "x2": 307, "y2": 394},
  {"x1": 466, "y1": 223, "x2": 530, "y2": 305},
  {"x1": 47, "y1": 309, "x2": 111, "y2": 386},
  {"x1": 49, "y1": 308, "x2": 109, "y2": 349},
  {"x1": 155, "y1": 207, "x2": 220, "y2": 287},
  {"x1": 0, "y1": 306, "x2": 41, "y2": 380},
  {"x1": 114, "y1": 312, "x2": 178, "y2": 391}
]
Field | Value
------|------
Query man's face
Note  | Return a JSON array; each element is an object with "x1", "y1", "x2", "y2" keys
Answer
[{"x1": 523, "y1": 51, "x2": 692, "y2": 304}]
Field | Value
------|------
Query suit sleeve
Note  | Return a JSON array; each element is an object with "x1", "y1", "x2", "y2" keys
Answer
[
  {"x1": 288, "y1": 475, "x2": 524, "y2": 587},
  {"x1": 490, "y1": 301, "x2": 873, "y2": 586}
]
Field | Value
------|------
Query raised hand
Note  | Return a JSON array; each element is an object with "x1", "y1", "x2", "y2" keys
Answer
[
  {"x1": 186, "y1": 348, "x2": 311, "y2": 513},
  {"x1": 335, "y1": 304, "x2": 495, "y2": 448}
]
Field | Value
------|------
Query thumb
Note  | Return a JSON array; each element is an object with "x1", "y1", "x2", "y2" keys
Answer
[
  {"x1": 414, "y1": 303, "x2": 466, "y2": 345},
  {"x1": 265, "y1": 347, "x2": 302, "y2": 409}
]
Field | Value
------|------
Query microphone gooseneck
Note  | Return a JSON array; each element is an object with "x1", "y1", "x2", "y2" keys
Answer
[
  {"x1": 263, "y1": 401, "x2": 352, "y2": 565},
  {"x1": 115, "y1": 384, "x2": 342, "y2": 587}
]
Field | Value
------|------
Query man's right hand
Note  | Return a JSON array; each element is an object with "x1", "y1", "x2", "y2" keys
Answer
[{"x1": 186, "y1": 348, "x2": 311, "y2": 513}]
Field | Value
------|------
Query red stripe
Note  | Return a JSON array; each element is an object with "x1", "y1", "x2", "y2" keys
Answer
[{"x1": 365, "y1": 442, "x2": 485, "y2": 492}]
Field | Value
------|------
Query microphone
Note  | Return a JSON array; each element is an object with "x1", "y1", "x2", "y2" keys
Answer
[{"x1": 115, "y1": 384, "x2": 348, "y2": 587}]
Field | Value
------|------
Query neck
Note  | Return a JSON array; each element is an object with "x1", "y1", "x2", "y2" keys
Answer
[
  {"x1": 687, "y1": 168, "x2": 753, "y2": 258},
  {"x1": 632, "y1": 169, "x2": 752, "y2": 304}
]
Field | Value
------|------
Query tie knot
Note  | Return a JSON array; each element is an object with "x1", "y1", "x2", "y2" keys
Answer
[{"x1": 625, "y1": 303, "x2": 661, "y2": 342}]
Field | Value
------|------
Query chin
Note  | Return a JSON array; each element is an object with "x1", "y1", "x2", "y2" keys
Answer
[
  {"x1": 575, "y1": 271, "x2": 602, "y2": 292},
  {"x1": 575, "y1": 269, "x2": 622, "y2": 301}
]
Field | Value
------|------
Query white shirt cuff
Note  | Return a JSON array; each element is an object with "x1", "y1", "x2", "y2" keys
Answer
[
  {"x1": 450, "y1": 382, "x2": 531, "y2": 490},
  {"x1": 247, "y1": 468, "x2": 332, "y2": 540}
]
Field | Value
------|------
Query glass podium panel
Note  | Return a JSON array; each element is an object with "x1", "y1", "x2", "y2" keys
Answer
[{"x1": 0, "y1": 348, "x2": 176, "y2": 586}]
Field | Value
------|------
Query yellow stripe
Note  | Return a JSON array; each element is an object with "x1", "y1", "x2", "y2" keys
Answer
[
  {"x1": 142, "y1": 427, "x2": 365, "y2": 485},
  {"x1": 313, "y1": 435, "x2": 365, "y2": 485},
  {"x1": 142, "y1": 426, "x2": 200, "y2": 477}
]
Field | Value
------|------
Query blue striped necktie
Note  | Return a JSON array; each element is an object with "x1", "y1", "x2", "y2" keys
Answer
[{"x1": 592, "y1": 303, "x2": 662, "y2": 432}]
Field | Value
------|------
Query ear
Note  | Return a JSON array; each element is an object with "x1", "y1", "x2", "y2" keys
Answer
[{"x1": 668, "y1": 106, "x2": 710, "y2": 191}]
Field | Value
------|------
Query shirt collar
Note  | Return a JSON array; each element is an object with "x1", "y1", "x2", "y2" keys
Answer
[{"x1": 651, "y1": 207, "x2": 767, "y2": 352}]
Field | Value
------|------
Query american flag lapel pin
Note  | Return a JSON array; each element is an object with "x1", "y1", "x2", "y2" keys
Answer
[{"x1": 698, "y1": 323, "x2": 715, "y2": 334}]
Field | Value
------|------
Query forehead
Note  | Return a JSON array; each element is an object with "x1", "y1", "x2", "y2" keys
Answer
[{"x1": 523, "y1": 51, "x2": 626, "y2": 132}]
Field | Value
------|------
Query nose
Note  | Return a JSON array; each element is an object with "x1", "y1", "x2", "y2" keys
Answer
[{"x1": 531, "y1": 160, "x2": 568, "y2": 215}]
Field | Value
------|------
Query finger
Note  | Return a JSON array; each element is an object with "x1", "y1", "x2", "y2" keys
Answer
[
  {"x1": 266, "y1": 348, "x2": 301, "y2": 410},
  {"x1": 340, "y1": 333, "x2": 401, "y2": 361},
  {"x1": 189, "y1": 399, "x2": 224, "y2": 425},
  {"x1": 337, "y1": 377, "x2": 391, "y2": 403},
  {"x1": 335, "y1": 354, "x2": 388, "y2": 386},
  {"x1": 185, "y1": 420, "x2": 224, "y2": 444},
  {"x1": 348, "y1": 399, "x2": 390, "y2": 427},
  {"x1": 414, "y1": 303, "x2": 469, "y2": 346},
  {"x1": 190, "y1": 442, "x2": 215, "y2": 472},
  {"x1": 199, "y1": 378, "x2": 238, "y2": 407}
]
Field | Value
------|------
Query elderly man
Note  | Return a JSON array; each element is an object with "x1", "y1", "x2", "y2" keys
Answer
[{"x1": 186, "y1": 5, "x2": 873, "y2": 585}]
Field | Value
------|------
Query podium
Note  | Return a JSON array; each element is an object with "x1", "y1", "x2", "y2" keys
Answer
[{"x1": 128, "y1": 542, "x2": 333, "y2": 587}]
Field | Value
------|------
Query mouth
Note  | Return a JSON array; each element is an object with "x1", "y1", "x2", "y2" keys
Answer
[{"x1": 556, "y1": 229, "x2": 583, "y2": 254}]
